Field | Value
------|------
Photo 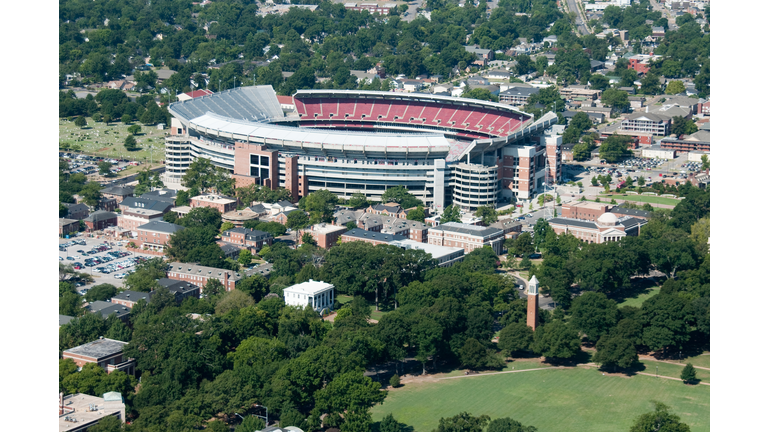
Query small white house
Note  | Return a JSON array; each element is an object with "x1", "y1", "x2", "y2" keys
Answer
[{"x1": 283, "y1": 279, "x2": 335, "y2": 312}]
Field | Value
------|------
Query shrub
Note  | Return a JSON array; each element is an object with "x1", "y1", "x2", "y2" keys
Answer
[{"x1": 389, "y1": 374, "x2": 401, "y2": 388}]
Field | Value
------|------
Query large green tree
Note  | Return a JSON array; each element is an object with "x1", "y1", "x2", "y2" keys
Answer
[
  {"x1": 599, "y1": 134, "x2": 632, "y2": 163},
  {"x1": 380, "y1": 185, "x2": 423, "y2": 209},
  {"x1": 532, "y1": 320, "x2": 581, "y2": 362},
  {"x1": 569, "y1": 292, "x2": 618, "y2": 342},
  {"x1": 630, "y1": 402, "x2": 691, "y2": 432}
]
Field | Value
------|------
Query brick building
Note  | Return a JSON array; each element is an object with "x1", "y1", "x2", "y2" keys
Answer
[
  {"x1": 84, "y1": 211, "x2": 118, "y2": 232},
  {"x1": 221, "y1": 227, "x2": 274, "y2": 252},
  {"x1": 62, "y1": 337, "x2": 135, "y2": 375},
  {"x1": 59, "y1": 392, "x2": 126, "y2": 432},
  {"x1": 560, "y1": 202, "x2": 611, "y2": 222},
  {"x1": 98, "y1": 197, "x2": 118, "y2": 212},
  {"x1": 499, "y1": 87, "x2": 539, "y2": 106},
  {"x1": 60, "y1": 218, "x2": 80, "y2": 236},
  {"x1": 110, "y1": 290, "x2": 152, "y2": 309},
  {"x1": 190, "y1": 194, "x2": 238, "y2": 213},
  {"x1": 340, "y1": 228, "x2": 407, "y2": 246},
  {"x1": 158, "y1": 278, "x2": 201, "y2": 302},
  {"x1": 135, "y1": 220, "x2": 185, "y2": 252},
  {"x1": 390, "y1": 239, "x2": 465, "y2": 267},
  {"x1": 381, "y1": 218, "x2": 430, "y2": 242},
  {"x1": 427, "y1": 222, "x2": 505, "y2": 255},
  {"x1": 300, "y1": 223, "x2": 348, "y2": 249},
  {"x1": 119, "y1": 208, "x2": 164, "y2": 233},
  {"x1": 659, "y1": 130, "x2": 710, "y2": 153},
  {"x1": 366, "y1": 203, "x2": 408, "y2": 218},
  {"x1": 489, "y1": 218, "x2": 523, "y2": 239},
  {"x1": 166, "y1": 262, "x2": 242, "y2": 291},
  {"x1": 548, "y1": 213, "x2": 646, "y2": 244},
  {"x1": 64, "y1": 203, "x2": 90, "y2": 220}
]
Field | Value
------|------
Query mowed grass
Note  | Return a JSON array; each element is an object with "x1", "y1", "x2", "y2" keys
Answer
[
  {"x1": 599, "y1": 194, "x2": 681, "y2": 206},
  {"x1": 617, "y1": 287, "x2": 660, "y2": 308},
  {"x1": 664, "y1": 353, "x2": 710, "y2": 369},
  {"x1": 372, "y1": 367, "x2": 709, "y2": 432},
  {"x1": 59, "y1": 118, "x2": 166, "y2": 163},
  {"x1": 640, "y1": 359, "x2": 710, "y2": 384}
]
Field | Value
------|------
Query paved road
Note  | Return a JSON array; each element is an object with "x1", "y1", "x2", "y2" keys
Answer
[
  {"x1": 402, "y1": 0, "x2": 424, "y2": 22},
  {"x1": 649, "y1": 0, "x2": 678, "y2": 30},
  {"x1": 565, "y1": 0, "x2": 590, "y2": 35},
  {"x1": 109, "y1": 166, "x2": 166, "y2": 186}
]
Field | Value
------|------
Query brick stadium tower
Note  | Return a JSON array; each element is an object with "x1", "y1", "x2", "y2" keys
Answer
[{"x1": 527, "y1": 275, "x2": 539, "y2": 330}]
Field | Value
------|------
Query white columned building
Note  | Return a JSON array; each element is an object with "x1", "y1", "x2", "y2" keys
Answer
[{"x1": 283, "y1": 279, "x2": 335, "y2": 312}]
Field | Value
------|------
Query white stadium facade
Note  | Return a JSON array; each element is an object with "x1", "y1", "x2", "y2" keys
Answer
[{"x1": 165, "y1": 86, "x2": 561, "y2": 211}]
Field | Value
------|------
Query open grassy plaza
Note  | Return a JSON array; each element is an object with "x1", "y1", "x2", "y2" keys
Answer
[
  {"x1": 598, "y1": 194, "x2": 682, "y2": 206},
  {"x1": 59, "y1": 118, "x2": 166, "y2": 164},
  {"x1": 371, "y1": 363, "x2": 710, "y2": 432}
]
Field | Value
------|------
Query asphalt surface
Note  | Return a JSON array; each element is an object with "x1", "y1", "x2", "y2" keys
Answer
[
  {"x1": 566, "y1": 0, "x2": 590, "y2": 35},
  {"x1": 109, "y1": 166, "x2": 166, "y2": 186}
]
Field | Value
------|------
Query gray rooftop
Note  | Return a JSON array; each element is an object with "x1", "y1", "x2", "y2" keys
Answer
[
  {"x1": 157, "y1": 278, "x2": 199, "y2": 294},
  {"x1": 430, "y1": 222, "x2": 502, "y2": 238},
  {"x1": 137, "y1": 220, "x2": 185, "y2": 234},
  {"x1": 100, "y1": 185, "x2": 135, "y2": 196},
  {"x1": 59, "y1": 315, "x2": 74, "y2": 326},
  {"x1": 501, "y1": 87, "x2": 539, "y2": 97},
  {"x1": 59, "y1": 218, "x2": 79, "y2": 226},
  {"x1": 84, "y1": 210, "x2": 117, "y2": 222},
  {"x1": 111, "y1": 290, "x2": 152, "y2": 303},
  {"x1": 548, "y1": 217, "x2": 598, "y2": 229},
  {"x1": 167, "y1": 262, "x2": 243, "y2": 282},
  {"x1": 169, "y1": 85, "x2": 284, "y2": 123},
  {"x1": 63, "y1": 338, "x2": 128, "y2": 359},
  {"x1": 122, "y1": 196, "x2": 175, "y2": 212},
  {"x1": 342, "y1": 228, "x2": 407, "y2": 243},
  {"x1": 610, "y1": 205, "x2": 651, "y2": 219}
]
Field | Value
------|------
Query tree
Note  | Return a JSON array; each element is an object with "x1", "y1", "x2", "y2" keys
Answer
[
  {"x1": 84, "y1": 412, "x2": 123, "y2": 432},
  {"x1": 589, "y1": 74, "x2": 609, "y2": 91},
  {"x1": 630, "y1": 402, "x2": 691, "y2": 432},
  {"x1": 381, "y1": 185, "x2": 423, "y2": 209},
  {"x1": 475, "y1": 205, "x2": 498, "y2": 226},
  {"x1": 671, "y1": 116, "x2": 698, "y2": 137},
  {"x1": 532, "y1": 320, "x2": 581, "y2": 361},
  {"x1": 389, "y1": 374, "x2": 400, "y2": 388},
  {"x1": 98, "y1": 161, "x2": 113, "y2": 176},
  {"x1": 380, "y1": 413, "x2": 401, "y2": 432},
  {"x1": 601, "y1": 88, "x2": 630, "y2": 112},
  {"x1": 215, "y1": 289, "x2": 256, "y2": 315},
  {"x1": 498, "y1": 322, "x2": 534, "y2": 356},
  {"x1": 238, "y1": 249, "x2": 254, "y2": 267},
  {"x1": 301, "y1": 189, "x2": 338, "y2": 224},
  {"x1": 591, "y1": 176, "x2": 599, "y2": 186},
  {"x1": 701, "y1": 155, "x2": 709, "y2": 171},
  {"x1": 74, "y1": 116, "x2": 87, "y2": 128},
  {"x1": 234, "y1": 416, "x2": 265, "y2": 432},
  {"x1": 286, "y1": 210, "x2": 309, "y2": 232},
  {"x1": 203, "y1": 278, "x2": 225, "y2": 297},
  {"x1": 680, "y1": 363, "x2": 697, "y2": 384},
  {"x1": 124, "y1": 258, "x2": 165, "y2": 292},
  {"x1": 121, "y1": 114, "x2": 132, "y2": 124},
  {"x1": 179, "y1": 207, "x2": 222, "y2": 230},
  {"x1": 462, "y1": 87, "x2": 498, "y2": 102},
  {"x1": 486, "y1": 417, "x2": 538, "y2": 432},
  {"x1": 433, "y1": 412, "x2": 490, "y2": 432},
  {"x1": 569, "y1": 292, "x2": 618, "y2": 342},
  {"x1": 599, "y1": 134, "x2": 632, "y2": 163},
  {"x1": 505, "y1": 232, "x2": 534, "y2": 257},
  {"x1": 407, "y1": 205, "x2": 426, "y2": 223},
  {"x1": 592, "y1": 335, "x2": 637, "y2": 371},
  {"x1": 348, "y1": 192, "x2": 369, "y2": 208},
  {"x1": 127, "y1": 124, "x2": 142, "y2": 135},
  {"x1": 84, "y1": 284, "x2": 118, "y2": 302},
  {"x1": 79, "y1": 181, "x2": 103, "y2": 207},
  {"x1": 640, "y1": 294, "x2": 690, "y2": 355},
  {"x1": 301, "y1": 232, "x2": 317, "y2": 246},
  {"x1": 124, "y1": 135, "x2": 138, "y2": 151},
  {"x1": 637, "y1": 176, "x2": 646, "y2": 186},
  {"x1": 665, "y1": 80, "x2": 686, "y2": 95},
  {"x1": 441, "y1": 204, "x2": 461, "y2": 224}
]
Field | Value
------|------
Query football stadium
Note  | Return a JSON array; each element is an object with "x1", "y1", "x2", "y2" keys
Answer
[{"x1": 165, "y1": 86, "x2": 561, "y2": 211}]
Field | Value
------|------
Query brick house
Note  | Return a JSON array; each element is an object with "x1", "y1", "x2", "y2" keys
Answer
[
  {"x1": 158, "y1": 278, "x2": 201, "y2": 303},
  {"x1": 271, "y1": 208, "x2": 302, "y2": 224},
  {"x1": 99, "y1": 197, "x2": 118, "y2": 212},
  {"x1": 366, "y1": 203, "x2": 408, "y2": 218},
  {"x1": 62, "y1": 337, "x2": 136, "y2": 375},
  {"x1": 166, "y1": 262, "x2": 242, "y2": 292},
  {"x1": 100, "y1": 185, "x2": 135, "y2": 204},
  {"x1": 84, "y1": 211, "x2": 118, "y2": 232},
  {"x1": 340, "y1": 228, "x2": 407, "y2": 246},
  {"x1": 135, "y1": 220, "x2": 185, "y2": 253},
  {"x1": 220, "y1": 243, "x2": 241, "y2": 259},
  {"x1": 190, "y1": 194, "x2": 237, "y2": 213},
  {"x1": 60, "y1": 218, "x2": 80, "y2": 236},
  {"x1": 381, "y1": 218, "x2": 430, "y2": 243},
  {"x1": 489, "y1": 219, "x2": 523, "y2": 239},
  {"x1": 300, "y1": 223, "x2": 348, "y2": 249},
  {"x1": 427, "y1": 222, "x2": 505, "y2": 255},
  {"x1": 221, "y1": 227, "x2": 274, "y2": 253}
]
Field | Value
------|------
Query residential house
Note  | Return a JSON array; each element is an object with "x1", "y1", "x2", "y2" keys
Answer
[
  {"x1": 499, "y1": 87, "x2": 539, "y2": 106},
  {"x1": 366, "y1": 203, "x2": 408, "y2": 219},
  {"x1": 467, "y1": 76, "x2": 490, "y2": 86},
  {"x1": 486, "y1": 70, "x2": 511, "y2": 80},
  {"x1": 464, "y1": 45, "x2": 494, "y2": 66}
]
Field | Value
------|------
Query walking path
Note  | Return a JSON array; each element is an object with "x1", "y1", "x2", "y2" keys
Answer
[
  {"x1": 635, "y1": 372, "x2": 711, "y2": 386},
  {"x1": 638, "y1": 355, "x2": 711, "y2": 371},
  {"x1": 439, "y1": 366, "x2": 562, "y2": 380}
]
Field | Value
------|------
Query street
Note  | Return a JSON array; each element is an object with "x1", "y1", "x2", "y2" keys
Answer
[{"x1": 565, "y1": 0, "x2": 590, "y2": 36}]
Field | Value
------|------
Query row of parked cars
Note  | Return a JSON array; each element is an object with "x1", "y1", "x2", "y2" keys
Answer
[
  {"x1": 60, "y1": 239, "x2": 87, "y2": 251},
  {"x1": 95, "y1": 256, "x2": 146, "y2": 275}
]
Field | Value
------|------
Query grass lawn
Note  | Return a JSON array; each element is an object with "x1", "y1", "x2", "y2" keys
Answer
[
  {"x1": 598, "y1": 194, "x2": 681, "y2": 206},
  {"x1": 639, "y1": 359, "x2": 710, "y2": 384},
  {"x1": 336, "y1": 295, "x2": 354, "y2": 305},
  {"x1": 618, "y1": 287, "x2": 660, "y2": 308},
  {"x1": 664, "y1": 353, "x2": 710, "y2": 369},
  {"x1": 59, "y1": 118, "x2": 167, "y2": 164},
  {"x1": 372, "y1": 366, "x2": 709, "y2": 432}
]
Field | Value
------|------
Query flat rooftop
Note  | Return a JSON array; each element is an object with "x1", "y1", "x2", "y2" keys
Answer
[
  {"x1": 59, "y1": 393, "x2": 124, "y2": 432},
  {"x1": 192, "y1": 194, "x2": 237, "y2": 204},
  {"x1": 566, "y1": 201, "x2": 608, "y2": 211},
  {"x1": 63, "y1": 338, "x2": 127, "y2": 360},
  {"x1": 309, "y1": 223, "x2": 348, "y2": 234},
  {"x1": 284, "y1": 280, "x2": 334, "y2": 295},
  {"x1": 390, "y1": 239, "x2": 464, "y2": 260}
]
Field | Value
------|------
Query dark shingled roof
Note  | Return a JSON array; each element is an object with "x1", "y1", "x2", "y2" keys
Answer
[
  {"x1": 100, "y1": 185, "x2": 135, "y2": 196},
  {"x1": 610, "y1": 205, "x2": 651, "y2": 219},
  {"x1": 111, "y1": 290, "x2": 152, "y2": 303},
  {"x1": 549, "y1": 217, "x2": 598, "y2": 229},
  {"x1": 84, "y1": 210, "x2": 117, "y2": 222},
  {"x1": 343, "y1": 228, "x2": 407, "y2": 242}
]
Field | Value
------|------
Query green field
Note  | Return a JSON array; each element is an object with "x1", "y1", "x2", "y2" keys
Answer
[
  {"x1": 59, "y1": 118, "x2": 166, "y2": 164},
  {"x1": 618, "y1": 287, "x2": 660, "y2": 308},
  {"x1": 599, "y1": 194, "x2": 681, "y2": 206},
  {"x1": 372, "y1": 366, "x2": 709, "y2": 432},
  {"x1": 663, "y1": 353, "x2": 710, "y2": 369},
  {"x1": 640, "y1": 359, "x2": 710, "y2": 384}
]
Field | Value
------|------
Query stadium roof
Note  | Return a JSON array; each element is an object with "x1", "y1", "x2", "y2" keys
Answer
[
  {"x1": 169, "y1": 86, "x2": 284, "y2": 123},
  {"x1": 188, "y1": 112, "x2": 454, "y2": 151}
]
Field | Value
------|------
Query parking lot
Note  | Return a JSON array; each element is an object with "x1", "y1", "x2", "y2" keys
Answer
[
  {"x1": 60, "y1": 152, "x2": 142, "y2": 178},
  {"x1": 59, "y1": 236, "x2": 159, "y2": 293}
]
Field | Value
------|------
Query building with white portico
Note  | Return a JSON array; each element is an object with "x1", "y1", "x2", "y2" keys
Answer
[{"x1": 283, "y1": 279, "x2": 335, "y2": 313}]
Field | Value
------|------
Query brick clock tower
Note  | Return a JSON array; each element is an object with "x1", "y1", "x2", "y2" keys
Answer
[{"x1": 527, "y1": 275, "x2": 539, "y2": 330}]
